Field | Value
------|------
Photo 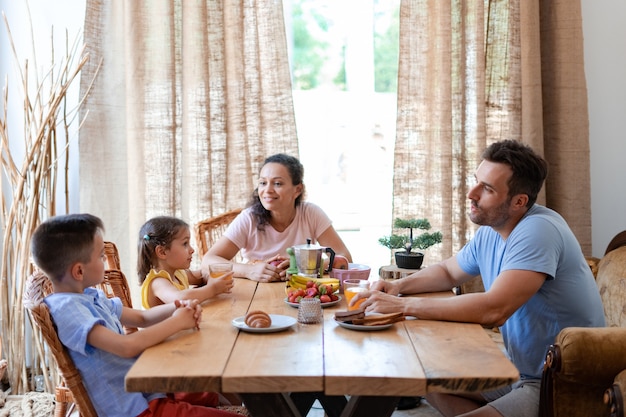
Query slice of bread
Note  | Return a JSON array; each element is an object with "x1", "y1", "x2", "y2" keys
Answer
[
  {"x1": 351, "y1": 312, "x2": 405, "y2": 326},
  {"x1": 334, "y1": 308, "x2": 365, "y2": 322}
]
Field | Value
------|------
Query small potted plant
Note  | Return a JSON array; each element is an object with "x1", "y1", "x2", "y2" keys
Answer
[{"x1": 379, "y1": 218, "x2": 443, "y2": 269}]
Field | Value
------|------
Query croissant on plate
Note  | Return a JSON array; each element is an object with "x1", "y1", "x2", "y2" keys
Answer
[{"x1": 245, "y1": 310, "x2": 272, "y2": 328}]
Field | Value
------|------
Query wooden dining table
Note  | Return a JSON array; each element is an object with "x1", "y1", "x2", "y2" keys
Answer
[{"x1": 125, "y1": 277, "x2": 519, "y2": 417}]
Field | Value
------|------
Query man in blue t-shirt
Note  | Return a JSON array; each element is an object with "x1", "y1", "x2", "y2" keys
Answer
[{"x1": 355, "y1": 140, "x2": 605, "y2": 417}]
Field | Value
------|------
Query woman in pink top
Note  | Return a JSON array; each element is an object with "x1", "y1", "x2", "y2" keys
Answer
[{"x1": 202, "y1": 154, "x2": 352, "y2": 282}]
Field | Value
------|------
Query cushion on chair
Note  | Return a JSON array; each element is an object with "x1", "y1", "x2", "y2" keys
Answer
[{"x1": 596, "y1": 246, "x2": 626, "y2": 327}]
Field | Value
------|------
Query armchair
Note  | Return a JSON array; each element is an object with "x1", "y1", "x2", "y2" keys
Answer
[
  {"x1": 540, "y1": 327, "x2": 626, "y2": 417},
  {"x1": 606, "y1": 370, "x2": 626, "y2": 417},
  {"x1": 540, "y1": 234, "x2": 626, "y2": 417}
]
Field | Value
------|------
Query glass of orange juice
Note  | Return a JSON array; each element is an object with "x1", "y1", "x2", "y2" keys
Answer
[
  {"x1": 209, "y1": 263, "x2": 233, "y2": 280},
  {"x1": 343, "y1": 279, "x2": 369, "y2": 311}
]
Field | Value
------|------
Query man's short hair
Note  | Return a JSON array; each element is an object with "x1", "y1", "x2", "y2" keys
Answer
[{"x1": 482, "y1": 139, "x2": 548, "y2": 207}]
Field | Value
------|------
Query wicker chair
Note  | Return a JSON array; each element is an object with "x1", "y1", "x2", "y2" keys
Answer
[
  {"x1": 103, "y1": 240, "x2": 122, "y2": 270},
  {"x1": 97, "y1": 268, "x2": 137, "y2": 334},
  {"x1": 194, "y1": 208, "x2": 243, "y2": 258},
  {"x1": 24, "y1": 270, "x2": 98, "y2": 417},
  {"x1": 96, "y1": 241, "x2": 137, "y2": 334}
]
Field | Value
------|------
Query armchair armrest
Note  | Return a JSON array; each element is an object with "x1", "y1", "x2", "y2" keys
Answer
[
  {"x1": 540, "y1": 327, "x2": 626, "y2": 417},
  {"x1": 605, "y1": 369, "x2": 626, "y2": 417},
  {"x1": 546, "y1": 327, "x2": 626, "y2": 383}
]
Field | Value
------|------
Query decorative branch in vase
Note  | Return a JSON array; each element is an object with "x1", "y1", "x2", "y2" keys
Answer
[
  {"x1": 378, "y1": 218, "x2": 442, "y2": 269},
  {"x1": 0, "y1": 15, "x2": 97, "y2": 394}
]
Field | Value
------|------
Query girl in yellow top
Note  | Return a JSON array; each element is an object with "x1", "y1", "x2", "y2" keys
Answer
[{"x1": 138, "y1": 216, "x2": 234, "y2": 309}]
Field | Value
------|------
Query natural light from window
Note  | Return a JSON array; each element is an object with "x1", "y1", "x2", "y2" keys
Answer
[{"x1": 283, "y1": 0, "x2": 400, "y2": 276}]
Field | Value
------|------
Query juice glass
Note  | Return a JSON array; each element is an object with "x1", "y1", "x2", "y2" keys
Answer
[
  {"x1": 209, "y1": 263, "x2": 233, "y2": 279},
  {"x1": 343, "y1": 279, "x2": 369, "y2": 311}
]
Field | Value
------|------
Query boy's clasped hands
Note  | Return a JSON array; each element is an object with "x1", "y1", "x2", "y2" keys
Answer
[{"x1": 173, "y1": 298, "x2": 203, "y2": 331}]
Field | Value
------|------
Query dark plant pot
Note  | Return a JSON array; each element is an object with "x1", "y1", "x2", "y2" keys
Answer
[{"x1": 395, "y1": 251, "x2": 424, "y2": 269}]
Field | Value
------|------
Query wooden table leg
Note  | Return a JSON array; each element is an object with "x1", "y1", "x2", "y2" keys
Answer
[
  {"x1": 239, "y1": 392, "x2": 392, "y2": 417},
  {"x1": 290, "y1": 392, "x2": 316, "y2": 416},
  {"x1": 239, "y1": 393, "x2": 303, "y2": 417},
  {"x1": 239, "y1": 392, "x2": 348, "y2": 417},
  {"x1": 311, "y1": 393, "x2": 348, "y2": 417},
  {"x1": 340, "y1": 396, "x2": 400, "y2": 417}
]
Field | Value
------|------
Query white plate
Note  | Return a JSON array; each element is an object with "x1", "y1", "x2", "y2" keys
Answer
[
  {"x1": 284, "y1": 295, "x2": 342, "y2": 308},
  {"x1": 333, "y1": 313, "x2": 394, "y2": 331},
  {"x1": 232, "y1": 314, "x2": 297, "y2": 333}
]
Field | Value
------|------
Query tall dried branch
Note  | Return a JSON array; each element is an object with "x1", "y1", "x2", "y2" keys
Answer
[{"x1": 0, "y1": 12, "x2": 98, "y2": 394}]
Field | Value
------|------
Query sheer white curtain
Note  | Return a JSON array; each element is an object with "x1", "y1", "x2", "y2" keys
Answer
[
  {"x1": 79, "y1": 1, "x2": 298, "y2": 289},
  {"x1": 393, "y1": 0, "x2": 592, "y2": 262},
  {"x1": 79, "y1": 0, "x2": 593, "y2": 287}
]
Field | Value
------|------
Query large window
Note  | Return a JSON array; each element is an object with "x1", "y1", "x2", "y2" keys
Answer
[{"x1": 284, "y1": 0, "x2": 400, "y2": 270}]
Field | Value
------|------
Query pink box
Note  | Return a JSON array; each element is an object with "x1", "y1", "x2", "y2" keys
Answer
[{"x1": 329, "y1": 264, "x2": 371, "y2": 293}]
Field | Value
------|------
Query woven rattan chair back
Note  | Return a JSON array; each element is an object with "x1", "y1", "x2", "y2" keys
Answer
[
  {"x1": 97, "y1": 269, "x2": 133, "y2": 309},
  {"x1": 195, "y1": 208, "x2": 243, "y2": 259},
  {"x1": 24, "y1": 270, "x2": 98, "y2": 417},
  {"x1": 97, "y1": 269, "x2": 137, "y2": 334},
  {"x1": 103, "y1": 241, "x2": 122, "y2": 270},
  {"x1": 96, "y1": 241, "x2": 137, "y2": 333}
]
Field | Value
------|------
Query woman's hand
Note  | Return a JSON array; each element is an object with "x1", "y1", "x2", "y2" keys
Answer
[
  {"x1": 265, "y1": 255, "x2": 289, "y2": 280},
  {"x1": 248, "y1": 261, "x2": 286, "y2": 282}
]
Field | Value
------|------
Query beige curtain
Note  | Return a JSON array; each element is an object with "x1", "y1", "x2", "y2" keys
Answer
[
  {"x1": 394, "y1": 0, "x2": 591, "y2": 262},
  {"x1": 79, "y1": 0, "x2": 298, "y2": 282}
]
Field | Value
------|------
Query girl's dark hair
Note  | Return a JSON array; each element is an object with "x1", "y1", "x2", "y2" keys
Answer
[
  {"x1": 482, "y1": 139, "x2": 548, "y2": 208},
  {"x1": 137, "y1": 216, "x2": 189, "y2": 283},
  {"x1": 30, "y1": 213, "x2": 105, "y2": 282},
  {"x1": 247, "y1": 153, "x2": 306, "y2": 230}
]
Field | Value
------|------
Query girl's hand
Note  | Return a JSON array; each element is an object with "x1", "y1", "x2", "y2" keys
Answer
[{"x1": 205, "y1": 272, "x2": 235, "y2": 295}]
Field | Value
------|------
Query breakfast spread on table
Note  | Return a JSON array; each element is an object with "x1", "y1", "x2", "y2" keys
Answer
[
  {"x1": 285, "y1": 276, "x2": 340, "y2": 303},
  {"x1": 245, "y1": 310, "x2": 272, "y2": 328}
]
